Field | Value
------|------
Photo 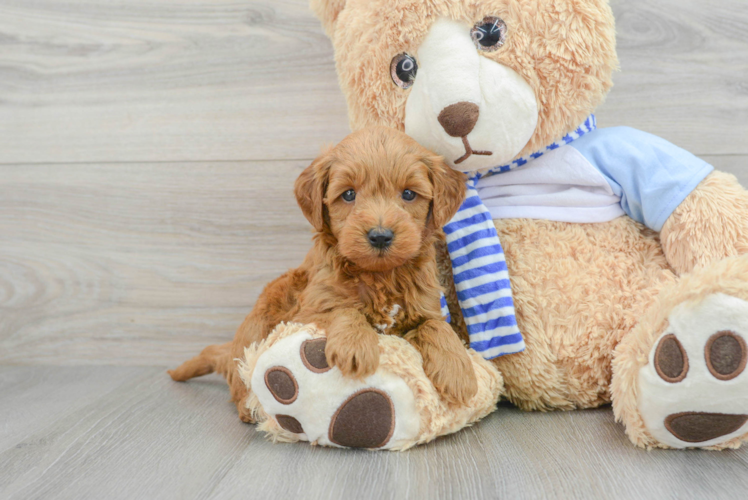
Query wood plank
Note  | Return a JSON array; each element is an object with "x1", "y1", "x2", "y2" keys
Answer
[
  {"x1": 210, "y1": 402, "x2": 748, "y2": 500},
  {"x1": 598, "y1": 0, "x2": 748, "y2": 155},
  {"x1": 0, "y1": 161, "x2": 312, "y2": 365},
  {"x1": 0, "y1": 0, "x2": 351, "y2": 164},
  {"x1": 0, "y1": 368, "x2": 257, "y2": 499},
  {"x1": 1, "y1": 366, "x2": 747, "y2": 500},
  {"x1": 0, "y1": 0, "x2": 746, "y2": 164},
  {"x1": 0, "y1": 366, "x2": 146, "y2": 450}
]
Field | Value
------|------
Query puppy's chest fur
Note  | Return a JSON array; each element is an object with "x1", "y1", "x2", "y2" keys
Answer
[
  {"x1": 368, "y1": 303, "x2": 404, "y2": 335},
  {"x1": 352, "y1": 275, "x2": 433, "y2": 336},
  {"x1": 310, "y1": 243, "x2": 442, "y2": 336}
]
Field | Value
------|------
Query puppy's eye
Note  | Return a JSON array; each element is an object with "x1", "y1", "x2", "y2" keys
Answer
[
  {"x1": 341, "y1": 189, "x2": 356, "y2": 202},
  {"x1": 390, "y1": 53, "x2": 418, "y2": 89},
  {"x1": 402, "y1": 189, "x2": 416, "y2": 201},
  {"x1": 471, "y1": 16, "x2": 507, "y2": 52}
]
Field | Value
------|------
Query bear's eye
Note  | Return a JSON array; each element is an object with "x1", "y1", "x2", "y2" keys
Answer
[
  {"x1": 471, "y1": 16, "x2": 507, "y2": 52},
  {"x1": 402, "y1": 189, "x2": 416, "y2": 201},
  {"x1": 390, "y1": 53, "x2": 418, "y2": 89},
  {"x1": 341, "y1": 189, "x2": 356, "y2": 202}
]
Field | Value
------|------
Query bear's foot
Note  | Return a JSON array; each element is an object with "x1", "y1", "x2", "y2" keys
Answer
[
  {"x1": 613, "y1": 256, "x2": 748, "y2": 449},
  {"x1": 612, "y1": 254, "x2": 748, "y2": 450},
  {"x1": 237, "y1": 322, "x2": 503, "y2": 450},
  {"x1": 638, "y1": 293, "x2": 748, "y2": 448}
]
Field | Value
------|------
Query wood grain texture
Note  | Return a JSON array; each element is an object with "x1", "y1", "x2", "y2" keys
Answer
[
  {"x1": 597, "y1": 0, "x2": 748, "y2": 155},
  {"x1": 1, "y1": 366, "x2": 747, "y2": 500},
  {"x1": 0, "y1": 161, "x2": 312, "y2": 365},
  {"x1": 0, "y1": 0, "x2": 746, "y2": 164},
  {"x1": 0, "y1": 368, "x2": 255, "y2": 500},
  {"x1": 0, "y1": 365, "x2": 145, "y2": 450},
  {"x1": 0, "y1": 0, "x2": 351, "y2": 164}
]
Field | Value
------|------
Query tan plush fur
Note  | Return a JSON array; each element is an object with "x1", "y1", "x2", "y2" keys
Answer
[
  {"x1": 660, "y1": 170, "x2": 748, "y2": 275},
  {"x1": 313, "y1": 0, "x2": 748, "y2": 449},
  {"x1": 237, "y1": 322, "x2": 504, "y2": 450},
  {"x1": 170, "y1": 126, "x2": 479, "y2": 419},
  {"x1": 489, "y1": 217, "x2": 674, "y2": 411}
]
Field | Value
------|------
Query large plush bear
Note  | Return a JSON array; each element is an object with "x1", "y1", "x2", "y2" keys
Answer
[{"x1": 310, "y1": 0, "x2": 748, "y2": 450}]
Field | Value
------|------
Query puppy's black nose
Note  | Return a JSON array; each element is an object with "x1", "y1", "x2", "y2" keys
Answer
[{"x1": 367, "y1": 228, "x2": 394, "y2": 249}]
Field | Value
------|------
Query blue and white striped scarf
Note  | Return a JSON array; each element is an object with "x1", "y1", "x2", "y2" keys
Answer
[{"x1": 440, "y1": 115, "x2": 597, "y2": 359}]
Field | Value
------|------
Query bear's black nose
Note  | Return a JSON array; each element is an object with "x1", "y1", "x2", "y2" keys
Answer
[
  {"x1": 368, "y1": 228, "x2": 394, "y2": 249},
  {"x1": 437, "y1": 101, "x2": 480, "y2": 138}
]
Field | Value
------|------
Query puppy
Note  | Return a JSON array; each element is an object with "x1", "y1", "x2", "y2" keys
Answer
[{"x1": 169, "y1": 126, "x2": 478, "y2": 420}]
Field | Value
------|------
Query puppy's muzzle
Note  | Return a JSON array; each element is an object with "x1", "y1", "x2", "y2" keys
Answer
[{"x1": 367, "y1": 227, "x2": 394, "y2": 250}]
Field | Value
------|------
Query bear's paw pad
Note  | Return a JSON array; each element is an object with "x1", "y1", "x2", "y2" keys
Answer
[
  {"x1": 329, "y1": 389, "x2": 395, "y2": 448},
  {"x1": 264, "y1": 367, "x2": 298, "y2": 404}
]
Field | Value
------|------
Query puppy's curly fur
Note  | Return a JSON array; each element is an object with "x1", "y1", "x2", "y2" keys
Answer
[{"x1": 169, "y1": 127, "x2": 478, "y2": 420}]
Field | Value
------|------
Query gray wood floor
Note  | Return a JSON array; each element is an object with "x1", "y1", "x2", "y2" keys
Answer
[
  {"x1": 1, "y1": 0, "x2": 748, "y2": 498},
  {"x1": 3, "y1": 366, "x2": 748, "y2": 500}
]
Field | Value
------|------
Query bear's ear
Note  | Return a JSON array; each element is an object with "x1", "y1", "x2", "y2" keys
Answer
[{"x1": 310, "y1": 0, "x2": 348, "y2": 37}]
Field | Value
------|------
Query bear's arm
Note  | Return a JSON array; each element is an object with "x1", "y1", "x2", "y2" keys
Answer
[
  {"x1": 660, "y1": 170, "x2": 748, "y2": 274},
  {"x1": 570, "y1": 126, "x2": 714, "y2": 232},
  {"x1": 571, "y1": 126, "x2": 748, "y2": 274}
]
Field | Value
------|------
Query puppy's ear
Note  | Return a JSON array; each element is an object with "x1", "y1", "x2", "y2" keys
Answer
[
  {"x1": 425, "y1": 154, "x2": 467, "y2": 229},
  {"x1": 295, "y1": 149, "x2": 334, "y2": 232}
]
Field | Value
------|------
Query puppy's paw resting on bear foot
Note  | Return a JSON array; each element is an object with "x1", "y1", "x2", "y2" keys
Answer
[
  {"x1": 237, "y1": 322, "x2": 503, "y2": 450},
  {"x1": 324, "y1": 327, "x2": 380, "y2": 380},
  {"x1": 405, "y1": 320, "x2": 479, "y2": 406},
  {"x1": 421, "y1": 349, "x2": 478, "y2": 406}
]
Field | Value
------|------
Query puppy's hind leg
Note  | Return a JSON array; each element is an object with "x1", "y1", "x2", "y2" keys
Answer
[
  {"x1": 405, "y1": 320, "x2": 478, "y2": 406},
  {"x1": 168, "y1": 341, "x2": 232, "y2": 382}
]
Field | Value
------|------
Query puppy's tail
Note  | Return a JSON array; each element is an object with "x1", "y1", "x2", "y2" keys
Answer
[{"x1": 168, "y1": 342, "x2": 233, "y2": 382}]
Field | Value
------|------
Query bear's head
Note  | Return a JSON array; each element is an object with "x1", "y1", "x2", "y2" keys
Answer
[{"x1": 311, "y1": 0, "x2": 618, "y2": 173}]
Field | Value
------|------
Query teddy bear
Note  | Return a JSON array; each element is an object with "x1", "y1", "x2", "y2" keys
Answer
[{"x1": 308, "y1": 0, "x2": 748, "y2": 450}]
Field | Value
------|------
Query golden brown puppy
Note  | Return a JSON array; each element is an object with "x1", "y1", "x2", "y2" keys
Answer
[{"x1": 169, "y1": 126, "x2": 478, "y2": 421}]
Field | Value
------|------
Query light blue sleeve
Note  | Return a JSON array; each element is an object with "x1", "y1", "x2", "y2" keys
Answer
[{"x1": 570, "y1": 127, "x2": 714, "y2": 231}]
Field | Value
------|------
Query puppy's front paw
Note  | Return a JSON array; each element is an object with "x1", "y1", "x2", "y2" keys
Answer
[
  {"x1": 325, "y1": 332, "x2": 380, "y2": 379},
  {"x1": 424, "y1": 351, "x2": 478, "y2": 406}
]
